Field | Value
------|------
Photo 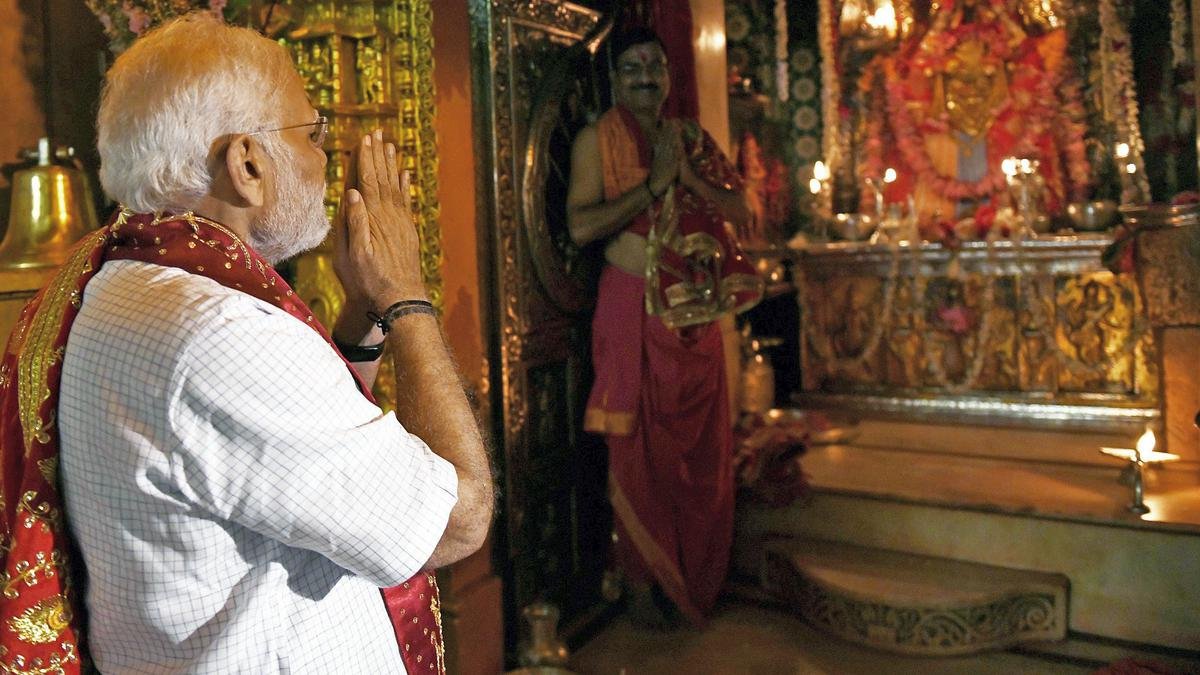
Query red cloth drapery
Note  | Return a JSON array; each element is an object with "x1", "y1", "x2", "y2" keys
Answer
[
  {"x1": 0, "y1": 210, "x2": 444, "y2": 673},
  {"x1": 586, "y1": 102, "x2": 759, "y2": 622},
  {"x1": 592, "y1": 106, "x2": 762, "y2": 329},
  {"x1": 588, "y1": 266, "x2": 734, "y2": 624}
]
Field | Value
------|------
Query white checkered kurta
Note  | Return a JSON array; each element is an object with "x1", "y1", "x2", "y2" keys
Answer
[{"x1": 58, "y1": 260, "x2": 458, "y2": 674}]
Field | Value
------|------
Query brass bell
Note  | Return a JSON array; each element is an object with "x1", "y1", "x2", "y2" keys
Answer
[{"x1": 1, "y1": 138, "x2": 99, "y2": 270}]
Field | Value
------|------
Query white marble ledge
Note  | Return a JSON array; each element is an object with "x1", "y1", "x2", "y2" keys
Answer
[{"x1": 800, "y1": 442, "x2": 1200, "y2": 535}]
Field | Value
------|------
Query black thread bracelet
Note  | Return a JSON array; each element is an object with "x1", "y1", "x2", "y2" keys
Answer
[{"x1": 366, "y1": 299, "x2": 437, "y2": 335}]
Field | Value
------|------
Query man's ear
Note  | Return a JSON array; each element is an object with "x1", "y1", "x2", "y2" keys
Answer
[{"x1": 222, "y1": 134, "x2": 268, "y2": 208}]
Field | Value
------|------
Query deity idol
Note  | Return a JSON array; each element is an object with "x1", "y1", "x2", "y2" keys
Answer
[{"x1": 856, "y1": 0, "x2": 1089, "y2": 236}]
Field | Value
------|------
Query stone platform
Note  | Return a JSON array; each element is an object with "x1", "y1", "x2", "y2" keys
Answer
[
  {"x1": 762, "y1": 538, "x2": 1069, "y2": 655},
  {"x1": 735, "y1": 420, "x2": 1200, "y2": 650}
]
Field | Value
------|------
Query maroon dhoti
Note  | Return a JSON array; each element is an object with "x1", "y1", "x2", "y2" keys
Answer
[{"x1": 585, "y1": 265, "x2": 734, "y2": 623}]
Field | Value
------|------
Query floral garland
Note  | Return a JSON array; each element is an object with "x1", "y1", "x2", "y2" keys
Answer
[
  {"x1": 797, "y1": 238, "x2": 998, "y2": 391},
  {"x1": 1052, "y1": 71, "x2": 1092, "y2": 198},
  {"x1": 1171, "y1": 0, "x2": 1190, "y2": 71},
  {"x1": 817, "y1": 0, "x2": 842, "y2": 216},
  {"x1": 882, "y1": 80, "x2": 1035, "y2": 203},
  {"x1": 912, "y1": 244, "x2": 998, "y2": 393},
  {"x1": 87, "y1": 0, "x2": 244, "y2": 53},
  {"x1": 1099, "y1": 0, "x2": 1150, "y2": 200},
  {"x1": 774, "y1": 0, "x2": 789, "y2": 101},
  {"x1": 859, "y1": 13, "x2": 1089, "y2": 230}
]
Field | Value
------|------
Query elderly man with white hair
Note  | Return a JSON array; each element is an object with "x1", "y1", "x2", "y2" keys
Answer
[{"x1": 0, "y1": 13, "x2": 492, "y2": 674}]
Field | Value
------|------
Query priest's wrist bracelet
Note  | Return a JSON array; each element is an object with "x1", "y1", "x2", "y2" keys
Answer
[{"x1": 367, "y1": 299, "x2": 437, "y2": 335}]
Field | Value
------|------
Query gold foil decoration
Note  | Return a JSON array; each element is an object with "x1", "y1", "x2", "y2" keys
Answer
[{"x1": 7, "y1": 596, "x2": 70, "y2": 645}]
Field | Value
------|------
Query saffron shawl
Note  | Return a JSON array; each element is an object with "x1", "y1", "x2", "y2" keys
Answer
[{"x1": 596, "y1": 106, "x2": 762, "y2": 329}]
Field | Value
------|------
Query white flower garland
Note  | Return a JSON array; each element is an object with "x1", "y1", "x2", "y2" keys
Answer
[
  {"x1": 1100, "y1": 0, "x2": 1150, "y2": 200},
  {"x1": 912, "y1": 243, "x2": 998, "y2": 393},
  {"x1": 795, "y1": 240, "x2": 997, "y2": 391},
  {"x1": 817, "y1": 0, "x2": 841, "y2": 216},
  {"x1": 1171, "y1": 0, "x2": 1190, "y2": 70}
]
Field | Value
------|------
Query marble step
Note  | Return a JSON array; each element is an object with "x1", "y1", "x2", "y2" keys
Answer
[
  {"x1": 762, "y1": 538, "x2": 1069, "y2": 657},
  {"x1": 734, "y1": 435, "x2": 1200, "y2": 648}
]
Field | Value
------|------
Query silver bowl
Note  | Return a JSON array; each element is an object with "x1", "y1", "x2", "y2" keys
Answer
[
  {"x1": 1065, "y1": 200, "x2": 1119, "y2": 231},
  {"x1": 831, "y1": 213, "x2": 876, "y2": 241}
]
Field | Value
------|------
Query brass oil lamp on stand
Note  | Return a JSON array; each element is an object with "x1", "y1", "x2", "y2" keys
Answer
[{"x1": 1100, "y1": 428, "x2": 1180, "y2": 515}]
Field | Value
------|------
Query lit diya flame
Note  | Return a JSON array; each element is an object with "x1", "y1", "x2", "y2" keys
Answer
[{"x1": 1100, "y1": 428, "x2": 1180, "y2": 464}]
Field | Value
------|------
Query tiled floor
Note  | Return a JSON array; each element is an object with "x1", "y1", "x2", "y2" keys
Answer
[
  {"x1": 570, "y1": 601, "x2": 1096, "y2": 675},
  {"x1": 568, "y1": 598, "x2": 1200, "y2": 675}
]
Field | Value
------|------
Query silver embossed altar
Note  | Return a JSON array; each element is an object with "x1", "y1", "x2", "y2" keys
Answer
[{"x1": 790, "y1": 234, "x2": 1158, "y2": 431}]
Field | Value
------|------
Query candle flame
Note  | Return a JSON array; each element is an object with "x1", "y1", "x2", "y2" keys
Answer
[
  {"x1": 883, "y1": 167, "x2": 897, "y2": 183},
  {"x1": 809, "y1": 178, "x2": 822, "y2": 195},
  {"x1": 1126, "y1": 162, "x2": 1137, "y2": 174},
  {"x1": 1115, "y1": 142, "x2": 1130, "y2": 159},
  {"x1": 1002, "y1": 158, "x2": 1017, "y2": 177},
  {"x1": 813, "y1": 160, "x2": 830, "y2": 181},
  {"x1": 1136, "y1": 428, "x2": 1156, "y2": 455}
]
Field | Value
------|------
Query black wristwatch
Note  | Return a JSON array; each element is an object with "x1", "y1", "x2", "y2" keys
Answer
[{"x1": 333, "y1": 337, "x2": 385, "y2": 363}]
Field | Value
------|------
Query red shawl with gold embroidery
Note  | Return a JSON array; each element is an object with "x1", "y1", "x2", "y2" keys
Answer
[{"x1": 0, "y1": 210, "x2": 444, "y2": 673}]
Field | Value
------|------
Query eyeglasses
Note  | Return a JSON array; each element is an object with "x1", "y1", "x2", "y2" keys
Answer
[{"x1": 250, "y1": 115, "x2": 329, "y2": 147}]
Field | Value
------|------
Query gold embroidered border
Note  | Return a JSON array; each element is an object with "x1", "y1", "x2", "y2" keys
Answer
[
  {"x1": 583, "y1": 407, "x2": 634, "y2": 436},
  {"x1": 0, "y1": 642, "x2": 78, "y2": 674},
  {"x1": 7, "y1": 596, "x2": 70, "y2": 645},
  {"x1": 16, "y1": 232, "x2": 106, "y2": 458},
  {"x1": 428, "y1": 573, "x2": 445, "y2": 673}
]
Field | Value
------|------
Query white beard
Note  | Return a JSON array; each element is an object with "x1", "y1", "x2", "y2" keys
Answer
[{"x1": 250, "y1": 143, "x2": 330, "y2": 265}]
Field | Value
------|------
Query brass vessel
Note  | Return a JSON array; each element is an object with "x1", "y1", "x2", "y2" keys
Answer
[{"x1": 1, "y1": 138, "x2": 99, "y2": 270}]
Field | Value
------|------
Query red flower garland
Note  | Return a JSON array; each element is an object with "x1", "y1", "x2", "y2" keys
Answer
[{"x1": 858, "y1": 16, "x2": 1090, "y2": 228}]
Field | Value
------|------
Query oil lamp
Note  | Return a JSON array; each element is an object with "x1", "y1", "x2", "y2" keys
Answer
[{"x1": 1100, "y1": 428, "x2": 1180, "y2": 515}]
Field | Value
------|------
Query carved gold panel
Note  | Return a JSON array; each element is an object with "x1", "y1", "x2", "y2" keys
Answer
[
  {"x1": 792, "y1": 235, "x2": 1159, "y2": 429},
  {"x1": 1125, "y1": 206, "x2": 1200, "y2": 328}
]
